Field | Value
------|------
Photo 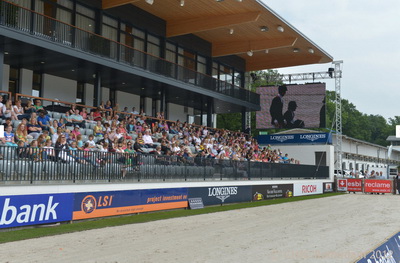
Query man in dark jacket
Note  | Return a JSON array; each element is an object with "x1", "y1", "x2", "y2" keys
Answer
[{"x1": 269, "y1": 85, "x2": 287, "y2": 128}]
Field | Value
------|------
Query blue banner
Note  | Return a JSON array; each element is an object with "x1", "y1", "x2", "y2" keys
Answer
[
  {"x1": 257, "y1": 133, "x2": 332, "y2": 145},
  {"x1": 0, "y1": 193, "x2": 73, "y2": 228},
  {"x1": 357, "y1": 231, "x2": 400, "y2": 262}
]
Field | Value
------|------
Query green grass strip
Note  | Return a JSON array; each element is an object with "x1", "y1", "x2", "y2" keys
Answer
[{"x1": 0, "y1": 192, "x2": 343, "y2": 244}]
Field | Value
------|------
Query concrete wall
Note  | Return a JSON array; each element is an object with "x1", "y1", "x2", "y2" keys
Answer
[
  {"x1": 19, "y1": 68, "x2": 33, "y2": 95},
  {"x1": 42, "y1": 74, "x2": 76, "y2": 106},
  {"x1": 2, "y1": 64, "x2": 9, "y2": 92},
  {"x1": 272, "y1": 145, "x2": 335, "y2": 181},
  {"x1": 168, "y1": 102, "x2": 187, "y2": 122},
  {"x1": 84, "y1": 83, "x2": 94, "y2": 107},
  {"x1": 116, "y1": 91, "x2": 140, "y2": 111},
  {"x1": 101, "y1": 87, "x2": 109, "y2": 104}
]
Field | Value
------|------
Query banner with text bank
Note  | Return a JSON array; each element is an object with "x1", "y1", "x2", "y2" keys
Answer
[
  {"x1": 293, "y1": 182, "x2": 323, "y2": 196},
  {"x1": 73, "y1": 188, "x2": 188, "y2": 220},
  {"x1": 0, "y1": 193, "x2": 73, "y2": 229}
]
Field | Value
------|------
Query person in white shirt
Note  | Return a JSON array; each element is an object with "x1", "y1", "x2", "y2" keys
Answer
[{"x1": 143, "y1": 129, "x2": 155, "y2": 148}]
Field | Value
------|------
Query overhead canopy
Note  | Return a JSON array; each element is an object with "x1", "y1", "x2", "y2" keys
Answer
[{"x1": 102, "y1": 0, "x2": 333, "y2": 71}]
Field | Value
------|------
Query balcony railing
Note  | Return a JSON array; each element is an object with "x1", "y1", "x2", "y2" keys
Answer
[{"x1": 0, "y1": 0, "x2": 260, "y2": 106}]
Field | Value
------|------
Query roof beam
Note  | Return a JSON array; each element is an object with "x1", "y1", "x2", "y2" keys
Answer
[
  {"x1": 246, "y1": 55, "x2": 323, "y2": 71},
  {"x1": 102, "y1": 0, "x2": 141, "y2": 10},
  {"x1": 166, "y1": 11, "x2": 261, "y2": 37},
  {"x1": 212, "y1": 37, "x2": 297, "y2": 57}
]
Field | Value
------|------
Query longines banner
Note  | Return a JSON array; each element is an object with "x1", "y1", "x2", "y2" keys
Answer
[
  {"x1": 252, "y1": 184, "x2": 293, "y2": 200},
  {"x1": 73, "y1": 188, "x2": 188, "y2": 220},
  {"x1": 188, "y1": 186, "x2": 252, "y2": 206},
  {"x1": 257, "y1": 133, "x2": 332, "y2": 145}
]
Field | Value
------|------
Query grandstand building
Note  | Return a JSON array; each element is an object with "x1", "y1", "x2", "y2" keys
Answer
[{"x1": 0, "y1": 0, "x2": 332, "y2": 128}]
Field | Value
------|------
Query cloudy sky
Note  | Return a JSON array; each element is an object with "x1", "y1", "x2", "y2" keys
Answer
[{"x1": 261, "y1": 0, "x2": 400, "y2": 120}]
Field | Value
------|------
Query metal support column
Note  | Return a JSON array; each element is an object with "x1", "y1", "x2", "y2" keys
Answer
[
  {"x1": 207, "y1": 97, "x2": 213, "y2": 128},
  {"x1": 333, "y1": 61, "x2": 343, "y2": 171},
  {"x1": 93, "y1": 72, "x2": 102, "y2": 107}
]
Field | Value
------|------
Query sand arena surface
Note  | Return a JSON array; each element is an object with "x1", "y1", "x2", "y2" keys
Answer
[{"x1": 1, "y1": 194, "x2": 400, "y2": 263}]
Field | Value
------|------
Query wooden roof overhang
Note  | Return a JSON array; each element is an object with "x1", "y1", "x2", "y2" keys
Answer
[{"x1": 102, "y1": 0, "x2": 333, "y2": 71}]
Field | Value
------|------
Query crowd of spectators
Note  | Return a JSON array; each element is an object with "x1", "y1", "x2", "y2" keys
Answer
[{"x1": 0, "y1": 95, "x2": 298, "y2": 166}]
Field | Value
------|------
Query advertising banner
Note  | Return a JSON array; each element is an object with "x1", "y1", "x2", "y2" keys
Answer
[
  {"x1": 0, "y1": 193, "x2": 73, "y2": 229},
  {"x1": 293, "y1": 182, "x2": 323, "y2": 196},
  {"x1": 323, "y1": 182, "x2": 333, "y2": 193},
  {"x1": 347, "y1": 179, "x2": 363, "y2": 192},
  {"x1": 73, "y1": 188, "x2": 188, "y2": 220},
  {"x1": 337, "y1": 179, "x2": 347, "y2": 191},
  {"x1": 356, "y1": 231, "x2": 400, "y2": 262},
  {"x1": 364, "y1": 180, "x2": 392, "y2": 193},
  {"x1": 252, "y1": 184, "x2": 293, "y2": 200},
  {"x1": 188, "y1": 186, "x2": 252, "y2": 206},
  {"x1": 257, "y1": 133, "x2": 331, "y2": 145}
]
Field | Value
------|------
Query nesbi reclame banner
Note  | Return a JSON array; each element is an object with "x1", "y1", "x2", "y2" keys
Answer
[{"x1": 257, "y1": 133, "x2": 332, "y2": 145}]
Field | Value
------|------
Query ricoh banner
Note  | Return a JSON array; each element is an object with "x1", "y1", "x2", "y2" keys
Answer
[
  {"x1": 188, "y1": 186, "x2": 252, "y2": 206},
  {"x1": 0, "y1": 193, "x2": 74, "y2": 229},
  {"x1": 257, "y1": 133, "x2": 332, "y2": 145},
  {"x1": 293, "y1": 182, "x2": 323, "y2": 196}
]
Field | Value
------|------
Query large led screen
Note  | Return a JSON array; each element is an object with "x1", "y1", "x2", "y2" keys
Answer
[{"x1": 256, "y1": 83, "x2": 326, "y2": 129}]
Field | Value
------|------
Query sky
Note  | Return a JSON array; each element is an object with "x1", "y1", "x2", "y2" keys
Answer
[{"x1": 261, "y1": 0, "x2": 400, "y2": 121}]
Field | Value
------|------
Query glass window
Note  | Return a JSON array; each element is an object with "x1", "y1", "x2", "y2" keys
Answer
[
  {"x1": 76, "y1": 82, "x2": 85, "y2": 104},
  {"x1": 32, "y1": 72, "x2": 42, "y2": 97},
  {"x1": 197, "y1": 55, "x2": 207, "y2": 74},
  {"x1": 102, "y1": 15, "x2": 118, "y2": 41},
  {"x1": 9, "y1": 67, "x2": 19, "y2": 95},
  {"x1": 76, "y1": 4, "x2": 95, "y2": 32},
  {"x1": 147, "y1": 34, "x2": 160, "y2": 56}
]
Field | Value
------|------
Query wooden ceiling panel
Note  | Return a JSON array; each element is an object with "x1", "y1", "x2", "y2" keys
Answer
[{"x1": 102, "y1": 0, "x2": 333, "y2": 70}]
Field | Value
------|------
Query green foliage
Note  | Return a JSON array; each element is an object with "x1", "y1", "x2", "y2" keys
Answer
[{"x1": 326, "y1": 90, "x2": 396, "y2": 146}]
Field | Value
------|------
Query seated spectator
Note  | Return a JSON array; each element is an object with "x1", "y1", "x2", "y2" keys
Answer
[
  {"x1": 42, "y1": 139, "x2": 56, "y2": 161},
  {"x1": 69, "y1": 125, "x2": 81, "y2": 141},
  {"x1": 126, "y1": 119, "x2": 135, "y2": 133},
  {"x1": 93, "y1": 120, "x2": 104, "y2": 137},
  {"x1": 80, "y1": 108, "x2": 89, "y2": 120},
  {"x1": 55, "y1": 135, "x2": 75, "y2": 162},
  {"x1": 135, "y1": 122, "x2": 143, "y2": 134},
  {"x1": 133, "y1": 137, "x2": 145, "y2": 154},
  {"x1": 92, "y1": 108, "x2": 102, "y2": 122},
  {"x1": 50, "y1": 120, "x2": 59, "y2": 135},
  {"x1": 70, "y1": 109, "x2": 85, "y2": 128},
  {"x1": 34, "y1": 99, "x2": 44, "y2": 111},
  {"x1": 52, "y1": 126, "x2": 63, "y2": 145},
  {"x1": 15, "y1": 123, "x2": 28, "y2": 145},
  {"x1": 1, "y1": 125, "x2": 17, "y2": 146},
  {"x1": 68, "y1": 104, "x2": 77, "y2": 115},
  {"x1": 24, "y1": 100, "x2": 35, "y2": 114},
  {"x1": 0, "y1": 95, "x2": 4, "y2": 119},
  {"x1": 142, "y1": 129, "x2": 155, "y2": 148},
  {"x1": 131, "y1": 107, "x2": 139, "y2": 115},
  {"x1": 3, "y1": 117, "x2": 12, "y2": 129},
  {"x1": 86, "y1": 134, "x2": 96, "y2": 149},
  {"x1": 27, "y1": 118, "x2": 42, "y2": 139},
  {"x1": 97, "y1": 133, "x2": 113, "y2": 151},
  {"x1": 13, "y1": 100, "x2": 30, "y2": 120},
  {"x1": 3, "y1": 100, "x2": 16, "y2": 120},
  {"x1": 27, "y1": 140, "x2": 40, "y2": 161},
  {"x1": 37, "y1": 110, "x2": 51, "y2": 131},
  {"x1": 104, "y1": 100, "x2": 112, "y2": 111}
]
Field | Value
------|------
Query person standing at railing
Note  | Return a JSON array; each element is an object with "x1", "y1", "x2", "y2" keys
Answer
[{"x1": 0, "y1": 95, "x2": 4, "y2": 120}]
